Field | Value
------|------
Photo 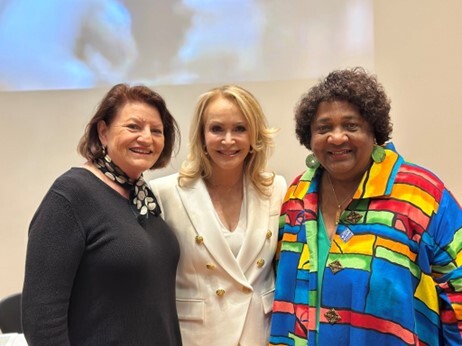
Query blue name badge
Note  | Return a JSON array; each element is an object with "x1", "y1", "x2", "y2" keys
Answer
[{"x1": 339, "y1": 227, "x2": 354, "y2": 242}]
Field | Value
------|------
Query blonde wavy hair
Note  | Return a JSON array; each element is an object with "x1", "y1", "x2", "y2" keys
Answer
[{"x1": 179, "y1": 85, "x2": 276, "y2": 196}]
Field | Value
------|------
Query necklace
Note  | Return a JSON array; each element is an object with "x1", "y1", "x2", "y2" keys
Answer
[{"x1": 326, "y1": 173, "x2": 357, "y2": 225}]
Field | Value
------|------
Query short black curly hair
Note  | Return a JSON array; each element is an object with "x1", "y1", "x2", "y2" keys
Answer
[{"x1": 295, "y1": 67, "x2": 393, "y2": 150}]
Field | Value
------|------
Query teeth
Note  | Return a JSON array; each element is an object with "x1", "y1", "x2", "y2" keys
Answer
[
  {"x1": 332, "y1": 150, "x2": 348, "y2": 155},
  {"x1": 132, "y1": 149, "x2": 150, "y2": 154}
]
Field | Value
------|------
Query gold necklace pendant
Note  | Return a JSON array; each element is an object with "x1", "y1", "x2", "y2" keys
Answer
[
  {"x1": 327, "y1": 173, "x2": 357, "y2": 225},
  {"x1": 335, "y1": 208, "x2": 341, "y2": 225}
]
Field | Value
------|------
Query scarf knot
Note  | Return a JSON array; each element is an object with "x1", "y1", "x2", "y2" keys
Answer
[{"x1": 95, "y1": 155, "x2": 161, "y2": 220}]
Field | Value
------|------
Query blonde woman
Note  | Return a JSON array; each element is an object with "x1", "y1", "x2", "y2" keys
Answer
[{"x1": 151, "y1": 85, "x2": 286, "y2": 345}]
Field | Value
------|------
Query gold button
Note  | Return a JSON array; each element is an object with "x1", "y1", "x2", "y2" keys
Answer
[
  {"x1": 195, "y1": 235, "x2": 204, "y2": 244},
  {"x1": 216, "y1": 289, "x2": 225, "y2": 297},
  {"x1": 206, "y1": 264, "x2": 216, "y2": 270},
  {"x1": 242, "y1": 286, "x2": 252, "y2": 294},
  {"x1": 324, "y1": 308, "x2": 341, "y2": 324},
  {"x1": 266, "y1": 230, "x2": 273, "y2": 239},
  {"x1": 328, "y1": 260, "x2": 343, "y2": 274},
  {"x1": 256, "y1": 259, "x2": 265, "y2": 268}
]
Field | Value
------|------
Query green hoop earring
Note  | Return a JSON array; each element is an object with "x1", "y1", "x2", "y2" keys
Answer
[
  {"x1": 371, "y1": 145, "x2": 386, "y2": 163},
  {"x1": 305, "y1": 153, "x2": 320, "y2": 169}
]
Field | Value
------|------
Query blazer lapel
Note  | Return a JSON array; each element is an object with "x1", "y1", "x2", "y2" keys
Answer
[
  {"x1": 176, "y1": 178, "x2": 248, "y2": 285},
  {"x1": 236, "y1": 182, "x2": 270, "y2": 273}
]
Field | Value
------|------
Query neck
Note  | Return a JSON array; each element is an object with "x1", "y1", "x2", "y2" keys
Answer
[
  {"x1": 83, "y1": 161, "x2": 130, "y2": 198},
  {"x1": 323, "y1": 172, "x2": 360, "y2": 226},
  {"x1": 205, "y1": 172, "x2": 244, "y2": 191},
  {"x1": 325, "y1": 173, "x2": 361, "y2": 199}
]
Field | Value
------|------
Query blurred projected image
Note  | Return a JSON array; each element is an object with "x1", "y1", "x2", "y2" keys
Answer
[
  {"x1": 0, "y1": 0, "x2": 138, "y2": 91},
  {"x1": 0, "y1": 0, "x2": 373, "y2": 91}
]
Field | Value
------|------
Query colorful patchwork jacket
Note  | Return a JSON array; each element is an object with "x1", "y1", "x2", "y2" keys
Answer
[{"x1": 269, "y1": 144, "x2": 462, "y2": 345}]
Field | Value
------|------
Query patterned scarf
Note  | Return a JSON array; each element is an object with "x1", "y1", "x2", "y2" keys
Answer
[{"x1": 94, "y1": 154, "x2": 161, "y2": 221}]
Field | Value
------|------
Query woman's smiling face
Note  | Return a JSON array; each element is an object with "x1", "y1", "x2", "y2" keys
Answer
[
  {"x1": 203, "y1": 96, "x2": 251, "y2": 176},
  {"x1": 310, "y1": 100, "x2": 375, "y2": 182},
  {"x1": 97, "y1": 102, "x2": 165, "y2": 179}
]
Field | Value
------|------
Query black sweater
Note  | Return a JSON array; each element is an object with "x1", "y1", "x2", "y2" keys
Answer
[{"x1": 22, "y1": 168, "x2": 182, "y2": 345}]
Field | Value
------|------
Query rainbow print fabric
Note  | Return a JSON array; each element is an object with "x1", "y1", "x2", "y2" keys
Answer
[{"x1": 269, "y1": 145, "x2": 462, "y2": 345}]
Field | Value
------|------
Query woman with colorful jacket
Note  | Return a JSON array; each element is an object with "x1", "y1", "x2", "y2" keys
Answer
[{"x1": 269, "y1": 67, "x2": 462, "y2": 345}]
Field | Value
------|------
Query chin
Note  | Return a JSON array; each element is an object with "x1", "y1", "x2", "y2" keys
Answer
[
  {"x1": 219, "y1": 162, "x2": 245, "y2": 172},
  {"x1": 132, "y1": 159, "x2": 156, "y2": 170},
  {"x1": 326, "y1": 163, "x2": 353, "y2": 174}
]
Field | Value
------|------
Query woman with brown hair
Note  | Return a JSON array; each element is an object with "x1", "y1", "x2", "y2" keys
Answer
[{"x1": 22, "y1": 83, "x2": 182, "y2": 345}]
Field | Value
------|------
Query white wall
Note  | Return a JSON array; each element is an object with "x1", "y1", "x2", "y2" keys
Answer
[{"x1": 1, "y1": 0, "x2": 461, "y2": 298}]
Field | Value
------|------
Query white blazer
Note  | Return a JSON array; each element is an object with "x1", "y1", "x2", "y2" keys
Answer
[{"x1": 150, "y1": 174, "x2": 287, "y2": 346}]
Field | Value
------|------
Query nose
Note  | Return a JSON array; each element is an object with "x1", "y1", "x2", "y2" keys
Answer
[
  {"x1": 221, "y1": 131, "x2": 235, "y2": 144},
  {"x1": 327, "y1": 128, "x2": 348, "y2": 144},
  {"x1": 138, "y1": 126, "x2": 152, "y2": 143}
]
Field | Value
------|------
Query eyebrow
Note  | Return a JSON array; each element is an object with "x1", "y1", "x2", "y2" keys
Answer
[
  {"x1": 314, "y1": 114, "x2": 361, "y2": 123},
  {"x1": 125, "y1": 116, "x2": 163, "y2": 124},
  {"x1": 124, "y1": 116, "x2": 142, "y2": 122},
  {"x1": 207, "y1": 120, "x2": 247, "y2": 126}
]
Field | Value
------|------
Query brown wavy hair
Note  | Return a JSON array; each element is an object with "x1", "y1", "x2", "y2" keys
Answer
[{"x1": 78, "y1": 83, "x2": 180, "y2": 169}]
